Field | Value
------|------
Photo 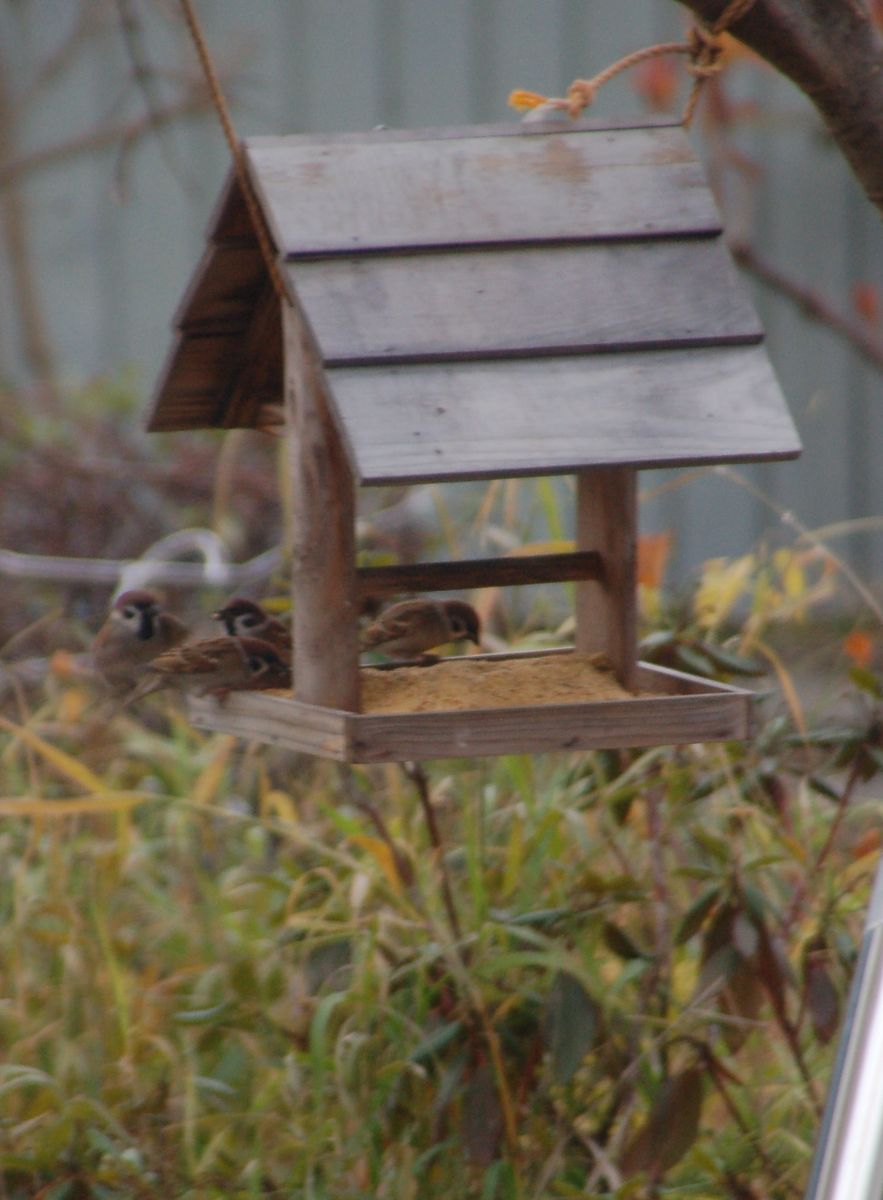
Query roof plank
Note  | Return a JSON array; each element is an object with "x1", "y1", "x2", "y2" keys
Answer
[
  {"x1": 326, "y1": 344, "x2": 801, "y2": 485},
  {"x1": 247, "y1": 124, "x2": 721, "y2": 256},
  {"x1": 287, "y1": 238, "x2": 761, "y2": 365}
]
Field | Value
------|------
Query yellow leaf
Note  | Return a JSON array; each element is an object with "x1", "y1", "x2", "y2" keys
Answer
[
  {"x1": 192, "y1": 734, "x2": 236, "y2": 806},
  {"x1": 780, "y1": 834, "x2": 809, "y2": 864},
  {"x1": 753, "y1": 642, "x2": 806, "y2": 737},
  {"x1": 262, "y1": 789, "x2": 298, "y2": 824},
  {"x1": 694, "y1": 555, "x2": 755, "y2": 630},
  {"x1": 350, "y1": 833, "x2": 404, "y2": 894},
  {"x1": 505, "y1": 539, "x2": 575, "y2": 557},
  {"x1": 260, "y1": 594, "x2": 291, "y2": 617},
  {"x1": 782, "y1": 556, "x2": 805, "y2": 599},
  {"x1": 0, "y1": 792, "x2": 151, "y2": 816},
  {"x1": 0, "y1": 715, "x2": 106, "y2": 794},
  {"x1": 57, "y1": 688, "x2": 89, "y2": 724}
]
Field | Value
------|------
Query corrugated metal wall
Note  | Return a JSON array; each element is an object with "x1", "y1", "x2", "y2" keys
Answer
[{"x1": 2, "y1": 0, "x2": 882, "y2": 583}]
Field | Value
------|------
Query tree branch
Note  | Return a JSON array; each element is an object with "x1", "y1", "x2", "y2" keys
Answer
[
  {"x1": 0, "y1": 89, "x2": 210, "y2": 190},
  {"x1": 673, "y1": 0, "x2": 883, "y2": 217},
  {"x1": 730, "y1": 240, "x2": 883, "y2": 373}
]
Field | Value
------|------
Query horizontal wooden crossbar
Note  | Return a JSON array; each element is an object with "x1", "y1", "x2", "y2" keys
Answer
[{"x1": 356, "y1": 550, "x2": 605, "y2": 599}]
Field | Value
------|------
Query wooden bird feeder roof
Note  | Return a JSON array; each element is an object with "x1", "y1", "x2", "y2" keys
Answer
[
  {"x1": 149, "y1": 117, "x2": 800, "y2": 481},
  {"x1": 148, "y1": 116, "x2": 800, "y2": 762}
]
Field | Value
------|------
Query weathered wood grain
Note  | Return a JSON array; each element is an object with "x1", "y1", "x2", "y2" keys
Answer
[
  {"x1": 247, "y1": 115, "x2": 680, "y2": 152},
  {"x1": 326, "y1": 343, "x2": 802, "y2": 485},
  {"x1": 173, "y1": 242, "x2": 265, "y2": 334},
  {"x1": 636, "y1": 661, "x2": 753, "y2": 700},
  {"x1": 286, "y1": 239, "x2": 760, "y2": 366},
  {"x1": 147, "y1": 333, "x2": 238, "y2": 431},
  {"x1": 222, "y1": 287, "x2": 283, "y2": 428},
  {"x1": 247, "y1": 124, "x2": 720, "y2": 256},
  {"x1": 576, "y1": 469, "x2": 637, "y2": 690},
  {"x1": 347, "y1": 690, "x2": 751, "y2": 761},
  {"x1": 188, "y1": 691, "x2": 349, "y2": 758},
  {"x1": 207, "y1": 170, "x2": 254, "y2": 243},
  {"x1": 181, "y1": 657, "x2": 753, "y2": 762},
  {"x1": 357, "y1": 550, "x2": 604, "y2": 599},
  {"x1": 284, "y1": 303, "x2": 361, "y2": 711}
]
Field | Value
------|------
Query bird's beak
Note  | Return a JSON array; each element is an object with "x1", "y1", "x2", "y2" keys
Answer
[{"x1": 137, "y1": 607, "x2": 157, "y2": 641}]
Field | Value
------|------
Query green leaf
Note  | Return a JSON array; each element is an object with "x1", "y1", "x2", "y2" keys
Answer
[
  {"x1": 808, "y1": 775, "x2": 841, "y2": 802},
  {"x1": 481, "y1": 1159, "x2": 517, "y2": 1200},
  {"x1": 309, "y1": 991, "x2": 346, "y2": 1085},
  {"x1": 505, "y1": 906, "x2": 575, "y2": 928},
  {"x1": 690, "y1": 827, "x2": 731, "y2": 863},
  {"x1": 674, "y1": 644, "x2": 715, "y2": 677},
  {"x1": 701, "y1": 642, "x2": 766, "y2": 676},
  {"x1": 695, "y1": 944, "x2": 740, "y2": 999},
  {"x1": 639, "y1": 630, "x2": 676, "y2": 654},
  {"x1": 544, "y1": 971, "x2": 600, "y2": 1085},
  {"x1": 739, "y1": 884, "x2": 770, "y2": 925},
  {"x1": 674, "y1": 886, "x2": 721, "y2": 945},
  {"x1": 849, "y1": 666, "x2": 883, "y2": 697},
  {"x1": 173, "y1": 1001, "x2": 236, "y2": 1025},
  {"x1": 229, "y1": 958, "x2": 260, "y2": 1000},
  {"x1": 410, "y1": 1020, "x2": 464, "y2": 1064},
  {"x1": 602, "y1": 921, "x2": 648, "y2": 961},
  {"x1": 621, "y1": 1068, "x2": 704, "y2": 1177}
]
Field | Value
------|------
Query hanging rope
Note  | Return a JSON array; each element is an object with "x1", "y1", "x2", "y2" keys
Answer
[
  {"x1": 177, "y1": 0, "x2": 290, "y2": 304},
  {"x1": 509, "y1": 0, "x2": 759, "y2": 128}
]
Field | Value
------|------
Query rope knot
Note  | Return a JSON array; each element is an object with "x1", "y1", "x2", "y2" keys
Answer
[
  {"x1": 686, "y1": 25, "x2": 724, "y2": 80},
  {"x1": 565, "y1": 78, "x2": 597, "y2": 118}
]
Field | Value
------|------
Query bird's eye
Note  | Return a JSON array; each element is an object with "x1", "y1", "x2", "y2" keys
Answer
[
  {"x1": 123, "y1": 606, "x2": 137, "y2": 619},
  {"x1": 248, "y1": 656, "x2": 263, "y2": 672},
  {"x1": 242, "y1": 614, "x2": 259, "y2": 628}
]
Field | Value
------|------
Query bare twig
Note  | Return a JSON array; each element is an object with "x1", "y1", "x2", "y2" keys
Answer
[
  {"x1": 731, "y1": 239, "x2": 883, "y2": 374},
  {"x1": 781, "y1": 753, "x2": 867, "y2": 937},
  {"x1": 113, "y1": 0, "x2": 202, "y2": 197},
  {"x1": 0, "y1": 89, "x2": 210, "y2": 191},
  {"x1": 0, "y1": 51, "x2": 56, "y2": 382},
  {"x1": 335, "y1": 765, "x2": 414, "y2": 888},
  {"x1": 15, "y1": 3, "x2": 108, "y2": 113},
  {"x1": 402, "y1": 761, "x2": 463, "y2": 943}
]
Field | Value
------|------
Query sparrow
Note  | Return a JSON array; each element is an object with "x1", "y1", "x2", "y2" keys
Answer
[
  {"x1": 124, "y1": 635, "x2": 292, "y2": 704},
  {"x1": 92, "y1": 589, "x2": 189, "y2": 695},
  {"x1": 360, "y1": 598, "x2": 481, "y2": 663},
  {"x1": 213, "y1": 597, "x2": 292, "y2": 662}
]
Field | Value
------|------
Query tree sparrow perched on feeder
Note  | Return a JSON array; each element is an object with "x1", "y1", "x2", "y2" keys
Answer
[
  {"x1": 213, "y1": 597, "x2": 292, "y2": 662},
  {"x1": 124, "y1": 635, "x2": 291, "y2": 704},
  {"x1": 360, "y1": 598, "x2": 481, "y2": 664},
  {"x1": 92, "y1": 589, "x2": 188, "y2": 695}
]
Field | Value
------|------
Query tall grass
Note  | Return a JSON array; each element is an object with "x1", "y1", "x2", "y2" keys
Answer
[{"x1": 1, "y1": 405, "x2": 881, "y2": 1196}]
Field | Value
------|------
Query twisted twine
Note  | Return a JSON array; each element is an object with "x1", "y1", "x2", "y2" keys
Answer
[{"x1": 509, "y1": 0, "x2": 759, "y2": 128}]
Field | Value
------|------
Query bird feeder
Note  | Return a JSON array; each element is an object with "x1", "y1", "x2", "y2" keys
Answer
[{"x1": 147, "y1": 117, "x2": 800, "y2": 762}]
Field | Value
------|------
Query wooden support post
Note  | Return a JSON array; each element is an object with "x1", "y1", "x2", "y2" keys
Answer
[
  {"x1": 575, "y1": 467, "x2": 637, "y2": 692},
  {"x1": 283, "y1": 302, "x2": 360, "y2": 711}
]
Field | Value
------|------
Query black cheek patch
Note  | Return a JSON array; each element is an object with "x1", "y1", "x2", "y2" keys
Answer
[{"x1": 137, "y1": 611, "x2": 155, "y2": 641}]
